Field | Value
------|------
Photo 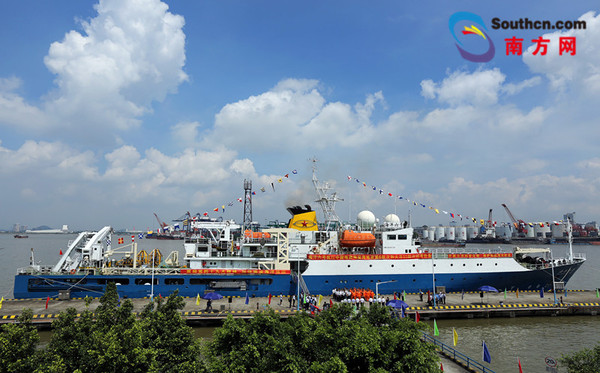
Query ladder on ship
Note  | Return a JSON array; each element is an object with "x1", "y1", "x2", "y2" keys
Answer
[{"x1": 293, "y1": 271, "x2": 311, "y2": 295}]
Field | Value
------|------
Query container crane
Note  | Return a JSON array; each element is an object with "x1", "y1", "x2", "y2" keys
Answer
[{"x1": 501, "y1": 204, "x2": 528, "y2": 237}]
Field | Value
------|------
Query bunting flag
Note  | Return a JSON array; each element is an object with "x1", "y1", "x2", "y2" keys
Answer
[
  {"x1": 245, "y1": 292, "x2": 249, "y2": 305},
  {"x1": 138, "y1": 233, "x2": 143, "y2": 240},
  {"x1": 518, "y1": 358, "x2": 523, "y2": 373},
  {"x1": 433, "y1": 319, "x2": 439, "y2": 336},
  {"x1": 482, "y1": 340, "x2": 491, "y2": 363},
  {"x1": 131, "y1": 235, "x2": 135, "y2": 242},
  {"x1": 106, "y1": 238, "x2": 111, "y2": 246},
  {"x1": 415, "y1": 311, "x2": 420, "y2": 323},
  {"x1": 453, "y1": 328, "x2": 458, "y2": 346},
  {"x1": 196, "y1": 294, "x2": 200, "y2": 306},
  {"x1": 59, "y1": 249, "x2": 63, "y2": 255},
  {"x1": 118, "y1": 237, "x2": 124, "y2": 244}
]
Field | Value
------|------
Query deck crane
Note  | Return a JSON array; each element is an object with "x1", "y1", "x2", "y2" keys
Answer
[
  {"x1": 501, "y1": 204, "x2": 528, "y2": 237},
  {"x1": 153, "y1": 213, "x2": 169, "y2": 234}
]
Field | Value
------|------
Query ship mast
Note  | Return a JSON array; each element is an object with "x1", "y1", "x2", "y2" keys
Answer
[{"x1": 311, "y1": 159, "x2": 343, "y2": 231}]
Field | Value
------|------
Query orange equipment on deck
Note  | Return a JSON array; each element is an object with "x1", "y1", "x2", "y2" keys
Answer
[
  {"x1": 339, "y1": 230, "x2": 376, "y2": 248},
  {"x1": 244, "y1": 230, "x2": 271, "y2": 239}
]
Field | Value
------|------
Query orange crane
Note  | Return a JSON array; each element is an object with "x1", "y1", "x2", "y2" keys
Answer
[
  {"x1": 153, "y1": 213, "x2": 168, "y2": 234},
  {"x1": 501, "y1": 204, "x2": 528, "y2": 237}
]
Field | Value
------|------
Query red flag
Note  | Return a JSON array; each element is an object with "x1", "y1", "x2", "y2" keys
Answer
[
  {"x1": 59, "y1": 250, "x2": 63, "y2": 255},
  {"x1": 268, "y1": 293, "x2": 272, "y2": 304},
  {"x1": 213, "y1": 208, "x2": 219, "y2": 212},
  {"x1": 393, "y1": 293, "x2": 397, "y2": 300},
  {"x1": 131, "y1": 235, "x2": 135, "y2": 242},
  {"x1": 45, "y1": 296, "x2": 49, "y2": 309},
  {"x1": 118, "y1": 237, "x2": 124, "y2": 244},
  {"x1": 330, "y1": 298, "x2": 333, "y2": 307},
  {"x1": 518, "y1": 358, "x2": 523, "y2": 373},
  {"x1": 415, "y1": 311, "x2": 420, "y2": 323},
  {"x1": 440, "y1": 362, "x2": 443, "y2": 371}
]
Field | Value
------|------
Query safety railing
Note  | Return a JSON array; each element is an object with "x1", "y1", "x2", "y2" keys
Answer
[{"x1": 422, "y1": 333, "x2": 495, "y2": 373}]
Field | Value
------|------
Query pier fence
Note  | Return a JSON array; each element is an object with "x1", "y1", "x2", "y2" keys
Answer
[{"x1": 422, "y1": 333, "x2": 495, "y2": 373}]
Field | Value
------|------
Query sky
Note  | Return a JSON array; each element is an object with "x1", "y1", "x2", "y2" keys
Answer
[{"x1": 1, "y1": 0, "x2": 599, "y2": 231}]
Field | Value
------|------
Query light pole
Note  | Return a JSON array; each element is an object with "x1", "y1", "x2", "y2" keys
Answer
[
  {"x1": 551, "y1": 250, "x2": 557, "y2": 305},
  {"x1": 375, "y1": 280, "x2": 397, "y2": 302}
]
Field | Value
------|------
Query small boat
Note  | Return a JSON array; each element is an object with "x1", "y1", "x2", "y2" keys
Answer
[{"x1": 14, "y1": 234, "x2": 28, "y2": 239}]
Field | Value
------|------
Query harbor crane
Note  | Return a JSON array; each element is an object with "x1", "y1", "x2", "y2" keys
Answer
[
  {"x1": 153, "y1": 212, "x2": 169, "y2": 234},
  {"x1": 501, "y1": 204, "x2": 528, "y2": 237}
]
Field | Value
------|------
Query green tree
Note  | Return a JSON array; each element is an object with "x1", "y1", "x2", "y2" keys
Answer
[
  {"x1": 204, "y1": 303, "x2": 439, "y2": 373},
  {"x1": 0, "y1": 309, "x2": 40, "y2": 373},
  {"x1": 139, "y1": 292, "x2": 205, "y2": 372},
  {"x1": 561, "y1": 343, "x2": 600, "y2": 373}
]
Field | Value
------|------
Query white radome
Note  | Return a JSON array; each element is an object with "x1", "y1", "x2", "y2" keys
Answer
[
  {"x1": 357, "y1": 210, "x2": 376, "y2": 229},
  {"x1": 384, "y1": 214, "x2": 400, "y2": 224}
]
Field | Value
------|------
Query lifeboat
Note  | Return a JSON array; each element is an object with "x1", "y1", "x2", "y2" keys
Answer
[
  {"x1": 244, "y1": 230, "x2": 271, "y2": 239},
  {"x1": 339, "y1": 230, "x2": 376, "y2": 248}
]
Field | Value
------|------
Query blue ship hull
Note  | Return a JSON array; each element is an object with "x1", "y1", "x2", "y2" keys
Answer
[
  {"x1": 13, "y1": 261, "x2": 582, "y2": 299},
  {"x1": 303, "y1": 261, "x2": 584, "y2": 295},
  {"x1": 13, "y1": 273, "x2": 295, "y2": 299}
]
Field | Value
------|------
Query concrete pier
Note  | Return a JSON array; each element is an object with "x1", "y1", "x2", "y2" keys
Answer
[{"x1": 1, "y1": 289, "x2": 599, "y2": 327}]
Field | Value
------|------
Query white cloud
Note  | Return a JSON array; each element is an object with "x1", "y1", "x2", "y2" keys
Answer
[
  {"x1": 0, "y1": 0, "x2": 187, "y2": 136},
  {"x1": 523, "y1": 11, "x2": 600, "y2": 93},
  {"x1": 171, "y1": 121, "x2": 200, "y2": 147},
  {"x1": 420, "y1": 69, "x2": 506, "y2": 107}
]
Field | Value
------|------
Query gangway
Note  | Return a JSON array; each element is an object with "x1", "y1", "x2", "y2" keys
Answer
[{"x1": 422, "y1": 333, "x2": 495, "y2": 373}]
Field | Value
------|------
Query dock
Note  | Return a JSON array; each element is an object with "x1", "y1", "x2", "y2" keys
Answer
[{"x1": 1, "y1": 289, "x2": 599, "y2": 327}]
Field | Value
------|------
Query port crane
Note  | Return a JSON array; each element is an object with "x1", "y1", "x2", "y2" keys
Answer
[
  {"x1": 153, "y1": 213, "x2": 169, "y2": 234},
  {"x1": 501, "y1": 204, "x2": 528, "y2": 237}
]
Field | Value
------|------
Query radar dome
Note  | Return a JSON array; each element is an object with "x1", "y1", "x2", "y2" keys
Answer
[
  {"x1": 357, "y1": 210, "x2": 376, "y2": 229},
  {"x1": 384, "y1": 214, "x2": 401, "y2": 224}
]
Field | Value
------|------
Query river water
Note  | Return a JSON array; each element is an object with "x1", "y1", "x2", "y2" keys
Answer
[{"x1": 3, "y1": 233, "x2": 600, "y2": 372}]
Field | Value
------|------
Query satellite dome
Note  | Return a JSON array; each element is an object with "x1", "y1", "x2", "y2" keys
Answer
[
  {"x1": 357, "y1": 210, "x2": 376, "y2": 229},
  {"x1": 384, "y1": 214, "x2": 400, "y2": 224}
]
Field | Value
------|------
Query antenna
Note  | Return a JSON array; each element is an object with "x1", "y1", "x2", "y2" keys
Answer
[
  {"x1": 242, "y1": 179, "x2": 253, "y2": 232},
  {"x1": 311, "y1": 158, "x2": 343, "y2": 231}
]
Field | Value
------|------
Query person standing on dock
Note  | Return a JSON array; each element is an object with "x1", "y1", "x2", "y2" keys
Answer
[{"x1": 279, "y1": 293, "x2": 283, "y2": 306}]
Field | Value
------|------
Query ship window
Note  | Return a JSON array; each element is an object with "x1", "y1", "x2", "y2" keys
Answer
[
  {"x1": 369, "y1": 264, "x2": 372, "y2": 267},
  {"x1": 348, "y1": 265, "x2": 351, "y2": 268},
  {"x1": 391, "y1": 264, "x2": 394, "y2": 268},
  {"x1": 165, "y1": 278, "x2": 184, "y2": 285},
  {"x1": 412, "y1": 264, "x2": 415, "y2": 267},
  {"x1": 135, "y1": 278, "x2": 157, "y2": 285},
  {"x1": 451, "y1": 263, "x2": 453, "y2": 266},
  {"x1": 190, "y1": 278, "x2": 212, "y2": 285},
  {"x1": 388, "y1": 235, "x2": 396, "y2": 240},
  {"x1": 413, "y1": 279, "x2": 416, "y2": 282},
  {"x1": 495, "y1": 263, "x2": 498, "y2": 266},
  {"x1": 325, "y1": 281, "x2": 328, "y2": 283},
  {"x1": 463, "y1": 264, "x2": 466, "y2": 266},
  {"x1": 398, "y1": 234, "x2": 407, "y2": 240},
  {"x1": 98, "y1": 278, "x2": 130, "y2": 285}
]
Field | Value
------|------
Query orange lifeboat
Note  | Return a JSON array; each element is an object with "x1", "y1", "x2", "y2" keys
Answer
[
  {"x1": 339, "y1": 230, "x2": 376, "y2": 248},
  {"x1": 244, "y1": 230, "x2": 271, "y2": 239}
]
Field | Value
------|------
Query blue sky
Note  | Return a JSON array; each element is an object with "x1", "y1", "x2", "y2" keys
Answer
[{"x1": 1, "y1": 0, "x2": 599, "y2": 231}]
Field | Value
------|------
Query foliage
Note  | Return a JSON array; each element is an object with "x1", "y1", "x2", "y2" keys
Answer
[
  {"x1": 0, "y1": 309, "x2": 40, "y2": 373},
  {"x1": 560, "y1": 343, "x2": 600, "y2": 373},
  {"x1": 203, "y1": 303, "x2": 439, "y2": 373}
]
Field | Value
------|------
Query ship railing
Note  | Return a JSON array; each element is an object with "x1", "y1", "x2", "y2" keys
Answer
[
  {"x1": 426, "y1": 246, "x2": 511, "y2": 255},
  {"x1": 422, "y1": 333, "x2": 495, "y2": 373},
  {"x1": 101, "y1": 267, "x2": 183, "y2": 275},
  {"x1": 16, "y1": 265, "x2": 54, "y2": 275}
]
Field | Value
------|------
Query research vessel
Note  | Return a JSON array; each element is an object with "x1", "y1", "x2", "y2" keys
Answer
[{"x1": 13, "y1": 168, "x2": 585, "y2": 299}]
